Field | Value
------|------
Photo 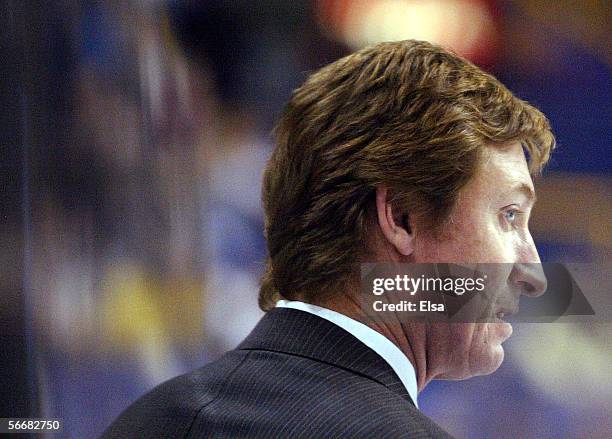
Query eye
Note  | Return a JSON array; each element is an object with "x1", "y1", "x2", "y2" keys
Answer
[
  {"x1": 501, "y1": 206, "x2": 526, "y2": 230},
  {"x1": 504, "y1": 209, "x2": 518, "y2": 223}
]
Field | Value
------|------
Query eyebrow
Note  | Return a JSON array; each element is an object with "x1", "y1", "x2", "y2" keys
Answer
[{"x1": 512, "y1": 182, "x2": 537, "y2": 206}]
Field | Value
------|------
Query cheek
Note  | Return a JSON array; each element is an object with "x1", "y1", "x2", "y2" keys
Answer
[
  {"x1": 415, "y1": 223, "x2": 507, "y2": 264},
  {"x1": 468, "y1": 219, "x2": 518, "y2": 263},
  {"x1": 451, "y1": 218, "x2": 519, "y2": 264}
]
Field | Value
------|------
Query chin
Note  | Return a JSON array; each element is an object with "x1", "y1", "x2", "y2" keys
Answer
[
  {"x1": 441, "y1": 322, "x2": 511, "y2": 380},
  {"x1": 474, "y1": 343, "x2": 506, "y2": 376},
  {"x1": 471, "y1": 322, "x2": 511, "y2": 377},
  {"x1": 444, "y1": 344, "x2": 505, "y2": 381}
]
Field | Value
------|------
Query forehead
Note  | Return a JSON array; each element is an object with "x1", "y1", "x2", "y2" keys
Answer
[
  {"x1": 482, "y1": 142, "x2": 532, "y2": 183},
  {"x1": 464, "y1": 142, "x2": 534, "y2": 201}
]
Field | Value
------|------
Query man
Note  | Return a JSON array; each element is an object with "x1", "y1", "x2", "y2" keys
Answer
[{"x1": 103, "y1": 40, "x2": 554, "y2": 438}]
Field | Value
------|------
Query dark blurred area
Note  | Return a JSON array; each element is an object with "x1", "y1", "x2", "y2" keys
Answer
[{"x1": 1, "y1": 0, "x2": 610, "y2": 437}]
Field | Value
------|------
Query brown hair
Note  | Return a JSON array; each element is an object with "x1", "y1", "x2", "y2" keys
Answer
[{"x1": 259, "y1": 40, "x2": 554, "y2": 310}]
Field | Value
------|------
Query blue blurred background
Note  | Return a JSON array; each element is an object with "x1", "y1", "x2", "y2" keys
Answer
[{"x1": 1, "y1": 0, "x2": 610, "y2": 437}]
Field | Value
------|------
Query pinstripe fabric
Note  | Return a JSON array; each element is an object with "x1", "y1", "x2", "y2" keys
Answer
[{"x1": 102, "y1": 308, "x2": 454, "y2": 438}]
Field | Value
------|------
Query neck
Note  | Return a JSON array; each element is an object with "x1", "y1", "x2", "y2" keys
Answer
[{"x1": 315, "y1": 291, "x2": 438, "y2": 392}]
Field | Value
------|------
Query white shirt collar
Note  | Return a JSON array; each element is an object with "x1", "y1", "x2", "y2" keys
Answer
[{"x1": 276, "y1": 299, "x2": 419, "y2": 408}]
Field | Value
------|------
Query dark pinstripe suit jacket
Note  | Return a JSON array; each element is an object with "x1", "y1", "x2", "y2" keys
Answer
[{"x1": 102, "y1": 307, "x2": 454, "y2": 438}]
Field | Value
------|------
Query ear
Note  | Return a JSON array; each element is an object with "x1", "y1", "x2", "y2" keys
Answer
[{"x1": 375, "y1": 187, "x2": 414, "y2": 256}]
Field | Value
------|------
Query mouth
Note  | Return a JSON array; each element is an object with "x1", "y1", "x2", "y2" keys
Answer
[{"x1": 494, "y1": 307, "x2": 518, "y2": 322}]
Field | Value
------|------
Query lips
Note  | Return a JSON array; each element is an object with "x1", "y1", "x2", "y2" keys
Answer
[{"x1": 495, "y1": 306, "x2": 518, "y2": 321}]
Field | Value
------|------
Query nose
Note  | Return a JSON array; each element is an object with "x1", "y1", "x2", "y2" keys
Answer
[
  {"x1": 509, "y1": 231, "x2": 547, "y2": 296},
  {"x1": 510, "y1": 263, "x2": 547, "y2": 297}
]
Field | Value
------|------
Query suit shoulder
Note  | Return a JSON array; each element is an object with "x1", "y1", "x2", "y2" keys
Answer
[
  {"x1": 188, "y1": 349, "x2": 454, "y2": 438},
  {"x1": 103, "y1": 348, "x2": 454, "y2": 438}
]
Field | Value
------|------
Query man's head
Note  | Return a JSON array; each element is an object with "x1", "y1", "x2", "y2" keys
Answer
[
  {"x1": 384, "y1": 141, "x2": 548, "y2": 379},
  {"x1": 260, "y1": 40, "x2": 554, "y2": 379}
]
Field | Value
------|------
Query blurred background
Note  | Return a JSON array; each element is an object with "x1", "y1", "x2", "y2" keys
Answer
[{"x1": 1, "y1": 0, "x2": 610, "y2": 437}]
